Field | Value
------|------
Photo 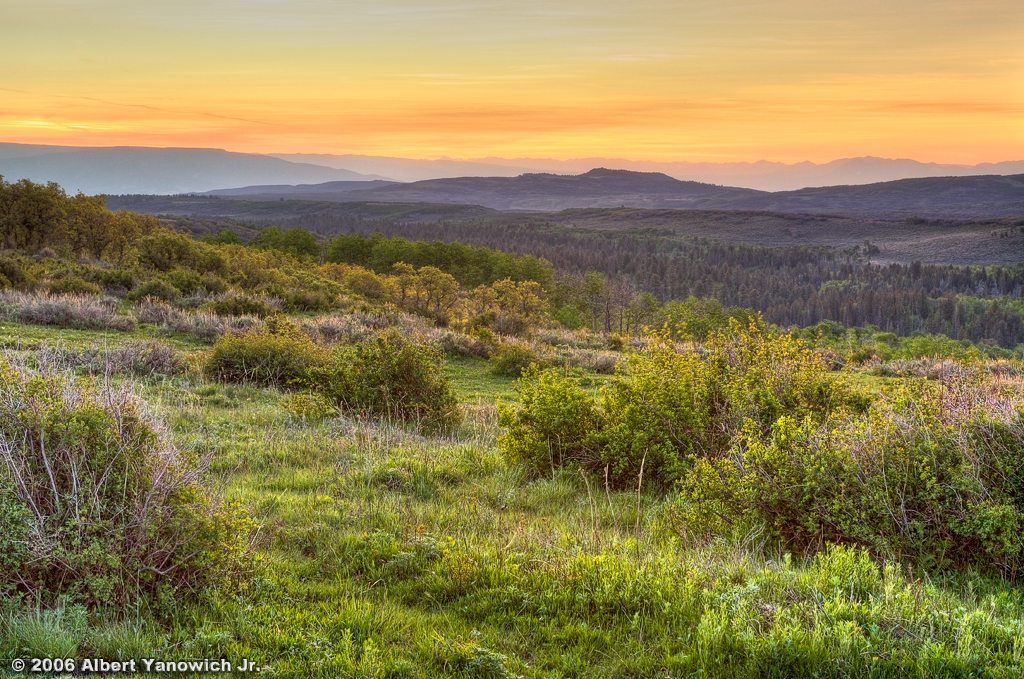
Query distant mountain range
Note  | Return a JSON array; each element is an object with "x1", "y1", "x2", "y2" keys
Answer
[
  {"x1": 3, "y1": 142, "x2": 1024, "y2": 194},
  {"x1": 269, "y1": 152, "x2": 1024, "y2": 192},
  {"x1": 0, "y1": 144, "x2": 387, "y2": 194},
  {"x1": 203, "y1": 168, "x2": 1024, "y2": 218},
  {"x1": 2, "y1": 143, "x2": 1023, "y2": 211}
]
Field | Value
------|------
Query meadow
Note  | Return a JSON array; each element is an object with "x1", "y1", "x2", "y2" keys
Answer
[{"x1": 3, "y1": 314, "x2": 1024, "y2": 678}]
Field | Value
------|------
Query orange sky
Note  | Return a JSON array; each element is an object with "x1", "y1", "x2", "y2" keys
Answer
[{"x1": 2, "y1": 0, "x2": 1023, "y2": 164}]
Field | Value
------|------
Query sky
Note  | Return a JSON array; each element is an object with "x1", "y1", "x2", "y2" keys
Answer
[{"x1": 1, "y1": 0, "x2": 1022, "y2": 164}]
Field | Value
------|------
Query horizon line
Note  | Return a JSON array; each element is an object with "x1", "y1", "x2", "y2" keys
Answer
[{"x1": 2, "y1": 141, "x2": 1024, "y2": 168}]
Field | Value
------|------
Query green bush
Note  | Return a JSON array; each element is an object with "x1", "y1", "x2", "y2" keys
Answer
[
  {"x1": 163, "y1": 268, "x2": 202, "y2": 295},
  {"x1": 497, "y1": 366, "x2": 603, "y2": 475},
  {"x1": 200, "y1": 273, "x2": 229, "y2": 295},
  {"x1": 305, "y1": 331, "x2": 461, "y2": 432},
  {"x1": 46, "y1": 276, "x2": 100, "y2": 295},
  {"x1": 673, "y1": 376, "x2": 1024, "y2": 575},
  {"x1": 136, "y1": 228, "x2": 225, "y2": 274},
  {"x1": 489, "y1": 343, "x2": 543, "y2": 377},
  {"x1": 127, "y1": 278, "x2": 180, "y2": 302},
  {"x1": 497, "y1": 320, "x2": 868, "y2": 488},
  {"x1": 598, "y1": 322, "x2": 868, "y2": 486},
  {"x1": 204, "y1": 317, "x2": 327, "y2": 388},
  {"x1": 89, "y1": 268, "x2": 135, "y2": 291},
  {"x1": 0, "y1": 358, "x2": 253, "y2": 606},
  {"x1": 0, "y1": 256, "x2": 30, "y2": 290}
]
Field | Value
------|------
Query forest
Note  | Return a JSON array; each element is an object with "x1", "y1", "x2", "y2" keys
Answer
[
  {"x1": 279, "y1": 212, "x2": 1024, "y2": 348},
  {"x1": 2, "y1": 176, "x2": 1024, "y2": 677}
]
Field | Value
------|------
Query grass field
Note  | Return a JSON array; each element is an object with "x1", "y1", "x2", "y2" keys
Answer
[{"x1": 4, "y1": 326, "x2": 1024, "y2": 678}]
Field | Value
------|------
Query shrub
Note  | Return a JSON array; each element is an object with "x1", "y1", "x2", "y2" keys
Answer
[
  {"x1": 430, "y1": 329, "x2": 493, "y2": 358},
  {"x1": 167, "y1": 310, "x2": 224, "y2": 341},
  {"x1": 597, "y1": 322, "x2": 867, "y2": 486},
  {"x1": 497, "y1": 320, "x2": 868, "y2": 488},
  {"x1": 4, "y1": 291, "x2": 136, "y2": 331},
  {"x1": 497, "y1": 367, "x2": 603, "y2": 475},
  {"x1": 673, "y1": 375, "x2": 1024, "y2": 575},
  {"x1": 0, "y1": 256, "x2": 30, "y2": 290},
  {"x1": 200, "y1": 273, "x2": 229, "y2": 295},
  {"x1": 173, "y1": 311, "x2": 265, "y2": 343},
  {"x1": 305, "y1": 331, "x2": 461, "y2": 432},
  {"x1": 0, "y1": 358, "x2": 253, "y2": 606},
  {"x1": 127, "y1": 278, "x2": 180, "y2": 302},
  {"x1": 205, "y1": 293, "x2": 280, "y2": 318},
  {"x1": 554, "y1": 347, "x2": 619, "y2": 374},
  {"x1": 38, "y1": 341, "x2": 184, "y2": 376},
  {"x1": 489, "y1": 343, "x2": 544, "y2": 377},
  {"x1": 343, "y1": 268, "x2": 390, "y2": 299},
  {"x1": 46, "y1": 276, "x2": 100, "y2": 296},
  {"x1": 136, "y1": 228, "x2": 225, "y2": 274},
  {"x1": 134, "y1": 297, "x2": 179, "y2": 325},
  {"x1": 282, "y1": 289, "x2": 337, "y2": 313},
  {"x1": 302, "y1": 313, "x2": 378, "y2": 345},
  {"x1": 205, "y1": 317, "x2": 327, "y2": 388},
  {"x1": 163, "y1": 268, "x2": 202, "y2": 295},
  {"x1": 89, "y1": 268, "x2": 135, "y2": 291}
]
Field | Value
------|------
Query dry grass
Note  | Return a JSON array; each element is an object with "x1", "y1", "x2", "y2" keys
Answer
[
  {"x1": 35, "y1": 340, "x2": 186, "y2": 376},
  {"x1": 0, "y1": 291, "x2": 136, "y2": 331},
  {"x1": 135, "y1": 298, "x2": 264, "y2": 341}
]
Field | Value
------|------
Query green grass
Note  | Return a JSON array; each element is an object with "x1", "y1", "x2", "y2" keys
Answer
[
  {"x1": 4, "y1": 327, "x2": 1024, "y2": 678},
  {"x1": 0, "y1": 321, "x2": 211, "y2": 353},
  {"x1": 445, "y1": 356, "x2": 519, "y2": 403}
]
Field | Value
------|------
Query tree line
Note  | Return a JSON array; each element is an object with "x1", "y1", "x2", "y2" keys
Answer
[
  {"x1": 278, "y1": 213, "x2": 1024, "y2": 348},
  {"x1": 0, "y1": 176, "x2": 161, "y2": 262}
]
